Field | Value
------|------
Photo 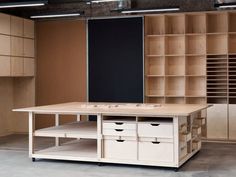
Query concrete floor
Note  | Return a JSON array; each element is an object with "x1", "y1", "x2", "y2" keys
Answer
[{"x1": 0, "y1": 135, "x2": 236, "y2": 177}]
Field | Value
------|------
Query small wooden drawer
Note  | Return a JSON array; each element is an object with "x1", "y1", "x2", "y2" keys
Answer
[
  {"x1": 180, "y1": 132, "x2": 192, "y2": 142},
  {"x1": 192, "y1": 126, "x2": 201, "y2": 135},
  {"x1": 138, "y1": 122, "x2": 173, "y2": 138},
  {"x1": 192, "y1": 140, "x2": 201, "y2": 151},
  {"x1": 138, "y1": 141, "x2": 174, "y2": 162},
  {"x1": 103, "y1": 139, "x2": 137, "y2": 160},
  {"x1": 103, "y1": 128, "x2": 136, "y2": 136},
  {"x1": 180, "y1": 146, "x2": 187, "y2": 160},
  {"x1": 103, "y1": 122, "x2": 136, "y2": 130}
]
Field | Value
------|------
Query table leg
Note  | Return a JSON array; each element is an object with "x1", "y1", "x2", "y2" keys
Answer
[
  {"x1": 97, "y1": 114, "x2": 102, "y2": 160},
  {"x1": 29, "y1": 112, "x2": 34, "y2": 158},
  {"x1": 55, "y1": 114, "x2": 60, "y2": 146}
]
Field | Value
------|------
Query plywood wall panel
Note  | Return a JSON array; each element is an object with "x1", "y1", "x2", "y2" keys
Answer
[{"x1": 36, "y1": 20, "x2": 87, "y2": 129}]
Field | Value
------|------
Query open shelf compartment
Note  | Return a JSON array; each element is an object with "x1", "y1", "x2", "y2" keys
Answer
[
  {"x1": 145, "y1": 15, "x2": 165, "y2": 35},
  {"x1": 186, "y1": 14, "x2": 206, "y2": 34}
]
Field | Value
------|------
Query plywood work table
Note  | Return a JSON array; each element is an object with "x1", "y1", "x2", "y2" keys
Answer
[{"x1": 13, "y1": 102, "x2": 210, "y2": 168}]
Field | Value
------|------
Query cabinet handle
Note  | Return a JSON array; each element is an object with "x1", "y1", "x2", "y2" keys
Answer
[
  {"x1": 152, "y1": 141, "x2": 160, "y2": 144},
  {"x1": 115, "y1": 122, "x2": 124, "y2": 125},
  {"x1": 151, "y1": 123, "x2": 160, "y2": 126},
  {"x1": 115, "y1": 129, "x2": 124, "y2": 132},
  {"x1": 116, "y1": 140, "x2": 125, "y2": 142}
]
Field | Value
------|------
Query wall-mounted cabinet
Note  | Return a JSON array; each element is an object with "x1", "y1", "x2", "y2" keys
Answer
[
  {"x1": 0, "y1": 13, "x2": 10, "y2": 35},
  {"x1": 0, "y1": 13, "x2": 35, "y2": 77},
  {"x1": 0, "y1": 56, "x2": 10, "y2": 76}
]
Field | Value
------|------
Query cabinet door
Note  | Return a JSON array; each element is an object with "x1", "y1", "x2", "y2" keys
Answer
[
  {"x1": 24, "y1": 58, "x2": 35, "y2": 76},
  {"x1": 0, "y1": 35, "x2": 10, "y2": 55},
  {"x1": 24, "y1": 39, "x2": 35, "y2": 57},
  {"x1": 11, "y1": 57, "x2": 24, "y2": 76},
  {"x1": 24, "y1": 19, "x2": 34, "y2": 38},
  {"x1": 207, "y1": 104, "x2": 228, "y2": 139},
  {"x1": 11, "y1": 16, "x2": 23, "y2": 36},
  {"x1": 11, "y1": 36, "x2": 23, "y2": 56},
  {"x1": 0, "y1": 13, "x2": 10, "y2": 35},
  {"x1": 0, "y1": 56, "x2": 10, "y2": 76},
  {"x1": 229, "y1": 104, "x2": 236, "y2": 140}
]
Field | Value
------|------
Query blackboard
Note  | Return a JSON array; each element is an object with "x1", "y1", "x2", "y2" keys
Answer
[{"x1": 88, "y1": 17, "x2": 143, "y2": 103}]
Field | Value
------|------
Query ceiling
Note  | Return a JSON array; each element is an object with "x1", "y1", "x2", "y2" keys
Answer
[{"x1": 0, "y1": 0, "x2": 235, "y2": 19}]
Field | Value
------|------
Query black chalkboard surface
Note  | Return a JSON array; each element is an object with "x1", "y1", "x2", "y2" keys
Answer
[{"x1": 88, "y1": 17, "x2": 143, "y2": 103}]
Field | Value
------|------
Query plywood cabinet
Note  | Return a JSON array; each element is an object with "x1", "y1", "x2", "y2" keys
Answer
[
  {"x1": 0, "y1": 13, "x2": 35, "y2": 77},
  {"x1": 24, "y1": 39, "x2": 35, "y2": 57},
  {"x1": 0, "y1": 13, "x2": 10, "y2": 35},
  {"x1": 11, "y1": 36, "x2": 24, "y2": 56},
  {"x1": 0, "y1": 56, "x2": 10, "y2": 76},
  {"x1": 0, "y1": 34, "x2": 10, "y2": 55},
  {"x1": 24, "y1": 19, "x2": 34, "y2": 38},
  {"x1": 11, "y1": 57, "x2": 24, "y2": 76},
  {"x1": 207, "y1": 104, "x2": 228, "y2": 139},
  {"x1": 10, "y1": 16, "x2": 23, "y2": 36}
]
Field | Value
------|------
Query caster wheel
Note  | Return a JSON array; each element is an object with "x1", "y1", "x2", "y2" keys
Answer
[
  {"x1": 98, "y1": 162, "x2": 103, "y2": 166},
  {"x1": 32, "y1": 158, "x2": 36, "y2": 162}
]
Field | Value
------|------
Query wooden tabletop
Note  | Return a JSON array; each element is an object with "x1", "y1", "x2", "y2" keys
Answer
[{"x1": 13, "y1": 102, "x2": 210, "y2": 117}]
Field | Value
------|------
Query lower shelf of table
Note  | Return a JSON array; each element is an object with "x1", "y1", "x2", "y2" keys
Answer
[{"x1": 34, "y1": 139, "x2": 97, "y2": 160}]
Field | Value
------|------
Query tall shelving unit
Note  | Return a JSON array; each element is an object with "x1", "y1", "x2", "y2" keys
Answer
[{"x1": 144, "y1": 11, "x2": 236, "y2": 141}]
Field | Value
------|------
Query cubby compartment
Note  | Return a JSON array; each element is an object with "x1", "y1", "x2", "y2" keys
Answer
[
  {"x1": 145, "y1": 56, "x2": 165, "y2": 76},
  {"x1": 186, "y1": 97, "x2": 206, "y2": 104},
  {"x1": 145, "y1": 97, "x2": 165, "y2": 104},
  {"x1": 229, "y1": 12, "x2": 236, "y2": 33},
  {"x1": 207, "y1": 13, "x2": 228, "y2": 33},
  {"x1": 165, "y1": 36, "x2": 185, "y2": 55},
  {"x1": 145, "y1": 15, "x2": 165, "y2": 35},
  {"x1": 165, "y1": 14, "x2": 185, "y2": 34},
  {"x1": 146, "y1": 36, "x2": 165, "y2": 56},
  {"x1": 229, "y1": 34, "x2": 236, "y2": 54},
  {"x1": 186, "y1": 56, "x2": 206, "y2": 76},
  {"x1": 145, "y1": 77, "x2": 165, "y2": 96},
  {"x1": 207, "y1": 34, "x2": 227, "y2": 55},
  {"x1": 165, "y1": 76, "x2": 185, "y2": 96},
  {"x1": 186, "y1": 35, "x2": 206, "y2": 55},
  {"x1": 165, "y1": 56, "x2": 185, "y2": 76},
  {"x1": 186, "y1": 76, "x2": 206, "y2": 97},
  {"x1": 165, "y1": 97, "x2": 185, "y2": 104},
  {"x1": 186, "y1": 14, "x2": 206, "y2": 34}
]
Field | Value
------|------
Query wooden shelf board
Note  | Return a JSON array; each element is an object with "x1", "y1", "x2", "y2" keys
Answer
[
  {"x1": 185, "y1": 33, "x2": 206, "y2": 36},
  {"x1": 206, "y1": 33, "x2": 228, "y2": 35},
  {"x1": 145, "y1": 75, "x2": 165, "y2": 77},
  {"x1": 34, "y1": 121, "x2": 97, "y2": 139},
  {"x1": 185, "y1": 54, "x2": 206, "y2": 56},
  {"x1": 145, "y1": 95, "x2": 165, "y2": 97},
  {"x1": 35, "y1": 139, "x2": 97, "y2": 159},
  {"x1": 146, "y1": 35, "x2": 165, "y2": 37},
  {"x1": 146, "y1": 55, "x2": 165, "y2": 57},
  {"x1": 186, "y1": 75, "x2": 206, "y2": 77},
  {"x1": 185, "y1": 95, "x2": 206, "y2": 98}
]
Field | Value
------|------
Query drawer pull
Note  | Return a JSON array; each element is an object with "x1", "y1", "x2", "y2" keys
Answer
[
  {"x1": 151, "y1": 123, "x2": 160, "y2": 126},
  {"x1": 116, "y1": 140, "x2": 125, "y2": 142},
  {"x1": 115, "y1": 122, "x2": 124, "y2": 125},
  {"x1": 152, "y1": 141, "x2": 160, "y2": 144},
  {"x1": 115, "y1": 129, "x2": 124, "y2": 132}
]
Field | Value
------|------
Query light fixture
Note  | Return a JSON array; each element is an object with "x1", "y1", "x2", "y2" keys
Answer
[
  {"x1": 215, "y1": 3, "x2": 236, "y2": 9},
  {"x1": 118, "y1": 7, "x2": 180, "y2": 14},
  {"x1": 0, "y1": 0, "x2": 47, "y2": 8},
  {"x1": 91, "y1": 0, "x2": 121, "y2": 3},
  {"x1": 30, "y1": 13, "x2": 81, "y2": 19}
]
